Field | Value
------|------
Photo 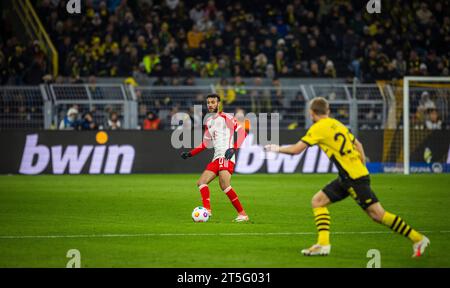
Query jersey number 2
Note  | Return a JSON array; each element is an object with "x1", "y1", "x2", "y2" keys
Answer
[{"x1": 334, "y1": 133, "x2": 352, "y2": 156}]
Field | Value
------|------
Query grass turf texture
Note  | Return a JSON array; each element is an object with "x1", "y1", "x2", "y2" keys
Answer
[{"x1": 0, "y1": 174, "x2": 449, "y2": 268}]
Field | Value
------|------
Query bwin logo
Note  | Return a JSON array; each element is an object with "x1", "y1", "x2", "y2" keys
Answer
[
  {"x1": 66, "y1": 0, "x2": 81, "y2": 14},
  {"x1": 366, "y1": 0, "x2": 381, "y2": 14},
  {"x1": 19, "y1": 132, "x2": 135, "y2": 175}
]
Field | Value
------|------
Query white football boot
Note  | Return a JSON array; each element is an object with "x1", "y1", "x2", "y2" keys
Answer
[
  {"x1": 234, "y1": 214, "x2": 249, "y2": 222},
  {"x1": 301, "y1": 244, "x2": 331, "y2": 256},
  {"x1": 412, "y1": 236, "x2": 430, "y2": 257}
]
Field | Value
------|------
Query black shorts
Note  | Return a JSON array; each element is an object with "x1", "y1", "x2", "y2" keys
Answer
[{"x1": 322, "y1": 176, "x2": 379, "y2": 210}]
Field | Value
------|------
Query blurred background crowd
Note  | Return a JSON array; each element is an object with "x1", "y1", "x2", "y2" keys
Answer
[
  {"x1": 0, "y1": 0, "x2": 449, "y2": 131},
  {"x1": 1, "y1": 0, "x2": 449, "y2": 85}
]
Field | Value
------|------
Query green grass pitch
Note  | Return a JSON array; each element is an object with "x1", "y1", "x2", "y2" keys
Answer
[{"x1": 0, "y1": 174, "x2": 449, "y2": 268}]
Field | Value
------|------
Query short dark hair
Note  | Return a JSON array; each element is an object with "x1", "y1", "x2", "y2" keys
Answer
[
  {"x1": 309, "y1": 97, "x2": 329, "y2": 115},
  {"x1": 206, "y1": 93, "x2": 220, "y2": 102}
]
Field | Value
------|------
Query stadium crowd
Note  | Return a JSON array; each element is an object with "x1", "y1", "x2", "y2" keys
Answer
[
  {"x1": 1, "y1": 0, "x2": 449, "y2": 85},
  {"x1": 0, "y1": 0, "x2": 449, "y2": 131}
]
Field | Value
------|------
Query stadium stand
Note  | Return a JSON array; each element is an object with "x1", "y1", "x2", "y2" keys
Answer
[
  {"x1": 2, "y1": 0, "x2": 448, "y2": 85},
  {"x1": 0, "y1": 0, "x2": 449, "y2": 131}
]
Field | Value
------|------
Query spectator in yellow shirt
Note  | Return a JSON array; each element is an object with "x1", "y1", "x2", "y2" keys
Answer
[{"x1": 187, "y1": 25, "x2": 204, "y2": 49}]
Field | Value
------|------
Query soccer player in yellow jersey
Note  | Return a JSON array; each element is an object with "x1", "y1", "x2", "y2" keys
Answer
[{"x1": 265, "y1": 97, "x2": 430, "y2": 257}]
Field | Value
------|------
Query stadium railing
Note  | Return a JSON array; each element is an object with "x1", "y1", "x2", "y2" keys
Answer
[
  {"x1": 0, "y1": 85, "x2": 50, "y2": 130},
  {"x1": 1, "y1": 82, "x2": 441, "y2": 134},
  {"x1": 129, "y1": 85, "x2": 214, "y2": 130},
  {"x1": 49, "y1": 84, "x2": 135, "y2": 129},
  {"x1": 306, "y1": 83, "x2": 387, "y2": 135}
]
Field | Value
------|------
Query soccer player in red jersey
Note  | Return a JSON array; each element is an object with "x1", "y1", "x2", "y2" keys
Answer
[{"x1": 181, "y1": 94, "x2": 249, "y2": 222}]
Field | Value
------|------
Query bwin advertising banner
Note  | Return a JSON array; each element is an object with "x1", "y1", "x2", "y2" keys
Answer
[{"x1": 0, "y1": 130, "x2": 447, "y2": 175}]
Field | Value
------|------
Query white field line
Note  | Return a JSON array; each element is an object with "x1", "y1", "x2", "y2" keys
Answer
[{"x1": 0, "y1": 230, "x2": 449, "y2": 239}]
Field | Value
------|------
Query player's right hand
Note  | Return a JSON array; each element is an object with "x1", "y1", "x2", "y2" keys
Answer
[
  {"x1": 264, "y1": 144, "x2": 280, "y2": 153},
  {"x1": 181, "y1": 152, "x2": 192, "y2": 159}
]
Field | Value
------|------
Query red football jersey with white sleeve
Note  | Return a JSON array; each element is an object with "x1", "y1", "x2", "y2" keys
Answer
[{"x1": 189, "y1": 112, "x2": 246, "y2": 163}]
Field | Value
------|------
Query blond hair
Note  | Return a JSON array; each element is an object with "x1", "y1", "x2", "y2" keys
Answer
[{"x1": 309, "y1": 97, "x2": 329, "y2": 115}]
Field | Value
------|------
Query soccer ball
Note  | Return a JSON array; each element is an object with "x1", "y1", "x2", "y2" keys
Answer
[{"x1": 192, "y1": 206, "x2": 210, "y2": 222}]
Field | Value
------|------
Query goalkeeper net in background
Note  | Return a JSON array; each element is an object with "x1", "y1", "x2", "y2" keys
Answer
[{"x1": 381, "y1": 77, "x2": 450, "y2": 174}]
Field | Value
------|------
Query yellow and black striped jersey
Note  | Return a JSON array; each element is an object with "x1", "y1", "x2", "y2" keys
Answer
[{"x1": 301, "y1": 117, "x2": 369, "y2": 180}]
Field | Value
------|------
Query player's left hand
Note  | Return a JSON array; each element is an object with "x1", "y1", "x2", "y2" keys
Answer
[
  {"x1": 224, "y1": 148, "x2": 235, "y2": 160},
  {"x1": 181, "y1": 152, "x2": 192, "y2": 159}
]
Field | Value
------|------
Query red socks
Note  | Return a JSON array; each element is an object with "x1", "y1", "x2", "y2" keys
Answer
[
  {"x1": 224, "y1": 186, "x2": 244, "y2": 213},
  {"x1": 198, "y1": 184, "x2": 211, "y2": 210},
  {"x1": 199, "y1": 185, "x2": 244, "y2": 214}
]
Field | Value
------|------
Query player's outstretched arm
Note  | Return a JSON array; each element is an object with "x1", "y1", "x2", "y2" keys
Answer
[
  {"x1": 182, "y1": 140, "x2": 209, "y2": 159},
  {"x1": 181, "y1": 128, "x2": 211, "y2": 159},
  {"x1": 225, "y1": 124, "x2": 248, "y2": 160},
  {"x1": 354, "y1": 138, "x2": 366, "y2": 165},
  {"x1": 264, "y1": 140, "x2": 308, "y2": 155},
  {"x1": 234, "y1": 124, "x2": 247, "y2": 149}
]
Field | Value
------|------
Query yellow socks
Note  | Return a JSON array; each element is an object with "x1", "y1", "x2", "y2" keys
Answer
[
  {"x1": 313, "y1": 207, "x2": 331, "y2": 246},
  {"x1": 381, "y1": 211, "x2": 423, "y2": 243},
  {"x1": 311, "y1": 209, "x2": 422, "y2": 245}
]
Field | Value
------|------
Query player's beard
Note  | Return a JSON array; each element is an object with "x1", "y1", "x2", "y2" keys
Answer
[{"x1": 208, "y1": 106, "x2": 219, "y2": 113}]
